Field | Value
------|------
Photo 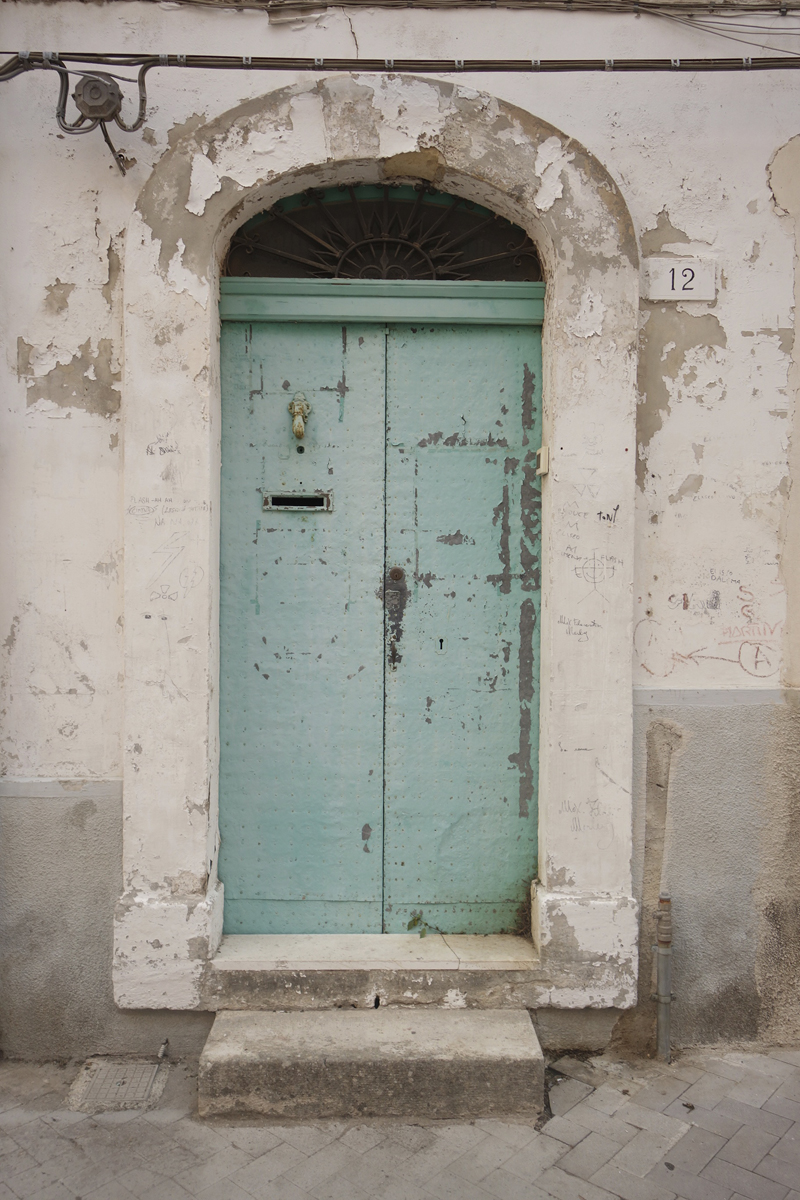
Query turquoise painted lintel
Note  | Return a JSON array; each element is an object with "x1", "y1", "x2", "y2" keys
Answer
[{"x1": 219, "y1": 279, "x2": 545, "y2": 325}]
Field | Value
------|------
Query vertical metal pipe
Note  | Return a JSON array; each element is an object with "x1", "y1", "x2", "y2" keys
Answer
[{"x1": 656, "y1": 892, "x2": 673, "y2": 1063}]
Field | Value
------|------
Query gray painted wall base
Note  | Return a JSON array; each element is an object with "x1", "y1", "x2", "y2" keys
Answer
[
  {"x1": 631, "y1": 693, "x2": 800, "y2": 1049},
  {"x1": 0, "y1": 783, "x2": 213, "y2": 1061},
  {"x1": 3, "y1": 689, "x2": 799, "y2": 1060},
  {"x1": 531, "y1": 1008, "x2": 624, "y2": 1052}
]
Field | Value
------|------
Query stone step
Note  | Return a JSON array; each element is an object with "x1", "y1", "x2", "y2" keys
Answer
[
  {"x1": 198, "y1": 1008, "x2": 544, "y2": 1119},
  {"x1": 200, "y1": 933, "x2": 543, "y2": 1011}
]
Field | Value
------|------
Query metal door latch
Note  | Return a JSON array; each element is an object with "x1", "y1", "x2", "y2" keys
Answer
[{"x1": 288, "y1": 392, "x2": 311, "y2": 439}]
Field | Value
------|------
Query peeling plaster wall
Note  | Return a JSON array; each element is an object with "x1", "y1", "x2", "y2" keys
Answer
[
  {"x1": 2, "y1": 0, "x2": 800, "y2": 1054},
  {"x1": 1, "y1": 189, "x2": 125, "y2": 778}
]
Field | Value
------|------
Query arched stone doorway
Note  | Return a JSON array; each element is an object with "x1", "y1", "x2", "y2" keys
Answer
[{"x1": 114, "y1": 75, "x2": 639, "y2": 1013}]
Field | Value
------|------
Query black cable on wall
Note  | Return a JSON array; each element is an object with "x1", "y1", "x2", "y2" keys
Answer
[{"x1": 2, "y1": 49, "x2": 798, "y2": 173}]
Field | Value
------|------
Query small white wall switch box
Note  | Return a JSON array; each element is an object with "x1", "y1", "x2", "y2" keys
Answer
[
  {"x1": 643, "y1": 258, "x2": 716, "y2": 302},
  {"x1": 536, "y1": 446, "x2": 549, "y2": 476}
]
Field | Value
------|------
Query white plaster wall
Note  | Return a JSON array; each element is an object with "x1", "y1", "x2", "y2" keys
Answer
[
  {"x1": 1, "y1": 1, "x2": 798, "y2": 1016},
  {"x1": 2, "y1": 7, "x2": 795, "y2": 745}
]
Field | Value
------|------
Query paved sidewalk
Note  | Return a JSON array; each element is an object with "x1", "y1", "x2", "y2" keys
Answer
[{"x1": 1, "y1": 1044, "x2": 799, "y2": 1200}]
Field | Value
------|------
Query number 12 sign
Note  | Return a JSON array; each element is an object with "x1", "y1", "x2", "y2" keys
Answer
[{"x1": 643, "y1": 258, "x2": 716, "y2": 302}]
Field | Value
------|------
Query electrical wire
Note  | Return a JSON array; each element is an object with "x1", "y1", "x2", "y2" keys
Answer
[
  {"x1": 660, "y1": 19, "x2": 800, "y2": 27},
  {"x1": 646, "y1": 8, "x2": 800, "y2": 54}
]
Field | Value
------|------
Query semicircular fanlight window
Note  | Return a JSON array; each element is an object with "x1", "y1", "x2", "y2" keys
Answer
[{"x1": 224, "y1": 183, "x2": 542, "y2": 282}]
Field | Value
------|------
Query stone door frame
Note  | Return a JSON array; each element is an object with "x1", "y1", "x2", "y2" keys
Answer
[{"x1": 113, "y1": 74, "x2": 640, "y2": 1011}]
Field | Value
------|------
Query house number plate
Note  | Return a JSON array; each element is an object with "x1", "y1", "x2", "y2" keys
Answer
[{"x1": 643, "y1": 257, "x2": 716, "y2": 302}]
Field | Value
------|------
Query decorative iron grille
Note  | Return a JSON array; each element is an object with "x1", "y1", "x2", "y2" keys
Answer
[{"x1": 224, "y1": 183, "x2": 542, "y2": 281}]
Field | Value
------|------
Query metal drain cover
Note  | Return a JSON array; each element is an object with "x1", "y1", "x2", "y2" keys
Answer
[{"x1": 68, "y1": 1059, "x2": 166, "y2": 1113}]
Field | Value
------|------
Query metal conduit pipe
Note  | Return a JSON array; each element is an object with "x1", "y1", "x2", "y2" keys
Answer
[
  {"x1": 655, "y1": 892, "x2": 674, "y2": 1063},
  {"x1": 2, "y1": 50, "x2": 798, "y2": 170},
  {"x1": 3, "y1": 51, "x2": 800, "y2": 75}
]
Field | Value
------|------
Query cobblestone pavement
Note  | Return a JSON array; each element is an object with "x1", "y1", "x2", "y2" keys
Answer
[{"x1": 1, "y1": 1045, "x2": 799, "y2": 1200}]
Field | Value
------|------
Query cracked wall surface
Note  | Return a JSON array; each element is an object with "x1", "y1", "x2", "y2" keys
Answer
[{"x1": 1, "y1": 0, "x2": 800, "y2": 1051}]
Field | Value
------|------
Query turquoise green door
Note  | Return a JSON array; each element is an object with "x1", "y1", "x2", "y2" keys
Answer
[
  {"x1": 382, "y1": 325, "x2": 541, "y2": 933},
  {"x1": 219, "y1": 295, "x2": 542, "y2": 935}
]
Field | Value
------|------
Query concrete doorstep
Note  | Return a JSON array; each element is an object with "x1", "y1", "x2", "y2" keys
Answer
[{"x1": 198, "y1": 1008, "x2": 545, "y2": 1120}]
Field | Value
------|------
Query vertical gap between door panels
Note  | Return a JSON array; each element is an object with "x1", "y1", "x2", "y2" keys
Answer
[{"x1": 381, "y1": 324, "x2": 389, "y2": 932}]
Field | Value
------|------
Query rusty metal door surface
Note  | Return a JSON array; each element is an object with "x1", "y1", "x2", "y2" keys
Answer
[{"x1": 219, "y1": 299, "x2": 541, "y2": 935}]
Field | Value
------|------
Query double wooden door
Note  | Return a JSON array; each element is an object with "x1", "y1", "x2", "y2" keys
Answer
[{"x1": 219, "y1": 304, "x2": 541, "y2": 934}]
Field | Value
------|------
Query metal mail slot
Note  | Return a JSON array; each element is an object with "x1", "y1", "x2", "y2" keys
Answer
[{"x1": 263, "y1": 492, "x2": 333, "y2": 511}]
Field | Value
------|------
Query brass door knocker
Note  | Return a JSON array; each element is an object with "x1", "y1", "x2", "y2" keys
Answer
[{"x1": 288, "y1": 392, "x2": 311, "y2": 439}]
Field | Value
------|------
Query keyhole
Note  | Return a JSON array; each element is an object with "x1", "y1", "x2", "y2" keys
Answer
[{"x1": 438, "y1": 638, "x2": 444, "y2": 650}]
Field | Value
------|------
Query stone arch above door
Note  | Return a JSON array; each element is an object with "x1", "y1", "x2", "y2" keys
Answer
[{"x1": 115, "y1": 75, "x2": 639, "y2": 1011}]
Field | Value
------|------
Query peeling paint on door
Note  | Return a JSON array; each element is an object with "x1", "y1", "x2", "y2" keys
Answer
[
  {"x1": 383, "y1": 322, "x2": 542, "y2": 934},
  {"x1": 219, "y1": 321, "x2": 386, "y2": 933},
  {"x1": 219, "y1": 315, "x2": 541, "y2": 935}
]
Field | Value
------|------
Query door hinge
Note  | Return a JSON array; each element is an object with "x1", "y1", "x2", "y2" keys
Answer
[{"x1": 536, "y1": 446, "x2": 550, "y2": 476}]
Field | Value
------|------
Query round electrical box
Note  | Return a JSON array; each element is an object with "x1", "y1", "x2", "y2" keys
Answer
[{"x1": 72, "y1": 73, "x2": 123, "y2": 122}]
